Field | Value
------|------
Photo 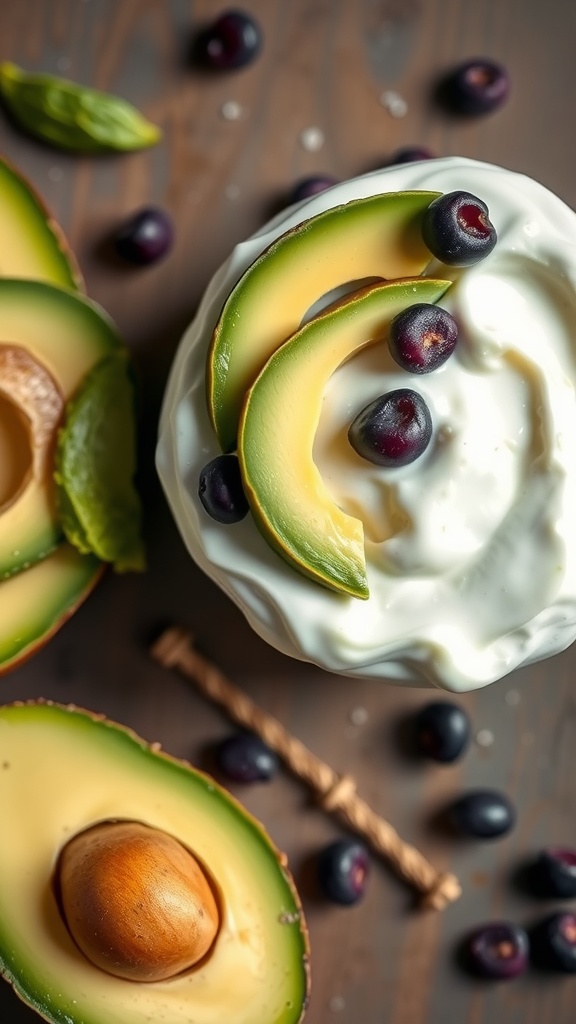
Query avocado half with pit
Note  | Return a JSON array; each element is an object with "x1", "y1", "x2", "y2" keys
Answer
[
  {"x1": 0, "y1": 701, "x2": 310, "y2": 1024},
  {"x1": 238, "y1": 277, "x2": 451, "y2": 599},
  {"x1": 0, "y1": 157, "x2": 82, "y2": 290},
  {"x1": 0, "y1": 278, "x2": 122, "y2": 579},
  {"x1": 207, "y1": 189, "x2": 440, "y2": 452}
]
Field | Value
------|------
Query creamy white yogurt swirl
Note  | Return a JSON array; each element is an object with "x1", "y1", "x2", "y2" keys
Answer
[{"x1": 157, "y1": 157, "x2": 576, "y2": 691}]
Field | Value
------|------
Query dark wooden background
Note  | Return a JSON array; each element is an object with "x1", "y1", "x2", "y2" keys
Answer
[{"x1": 0, "y1": 2, "x2": 575, "y2": 1022}]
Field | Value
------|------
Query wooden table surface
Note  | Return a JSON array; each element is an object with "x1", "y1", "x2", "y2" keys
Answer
[{"x1": 1, "y1": 2, "x2": 576, "y2": 1022}]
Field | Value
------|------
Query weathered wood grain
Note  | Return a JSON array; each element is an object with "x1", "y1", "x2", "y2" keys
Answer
[{"x1": 0, "y1": 2, "x2": 575, "y2": 1022}]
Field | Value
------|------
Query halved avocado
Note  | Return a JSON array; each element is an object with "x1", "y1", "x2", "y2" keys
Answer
[
  {"x1": 238, "y1": 277, "x2": 451, "y2": 598},
  {"x1": 0, "y1": 157, "x2": 82, "y2": 290},
  {"x1": 207, "y1": 189, "x2": 440, "y2": 452},
  {"x1": 0, "y1": 278, "x2": 122, "y2": 577},
  {"x1": 0, "y1": 701, "x2": 310, "y2": 1024},
  {"x1": 0, "y1": 543, "x2": 102, "y2": 673}
]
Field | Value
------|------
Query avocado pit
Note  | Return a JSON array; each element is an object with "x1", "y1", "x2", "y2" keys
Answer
[
  {"x1": 57, "y1": 819, "x2": 221, "y2": 982},
  {"x1": 0, "y1": 343, "x2": 63, "y2": 512}
]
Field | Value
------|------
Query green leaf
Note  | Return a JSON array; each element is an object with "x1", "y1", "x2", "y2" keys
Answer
[
  {"x1": 55, "y1": 351, "x2": 146, "y2": 572},
  {"x1": 0, "y1": 62, "x2": 161, "y2": 153}
]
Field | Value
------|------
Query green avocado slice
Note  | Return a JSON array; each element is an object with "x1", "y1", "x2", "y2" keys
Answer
[
  {"x1": 207, "y1": 189, "x2": 440, "y2": 452},
  {"x1": 0, "y1": 157, "x2": 82, "y2": 290},
  {"x1": 0, "y1": 701, "x2": 309, "y2": 1024},
  {"x1": 0, "y1": 279, "x2": 123, "y2": 578},
  {"x1": 238, "y1": 277, "x2": 452, "y2": 599},
  {"x1": 0, "y1": 543, "x2": 102, "y2": 673}
]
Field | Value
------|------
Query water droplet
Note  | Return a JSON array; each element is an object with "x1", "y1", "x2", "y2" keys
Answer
[
  {"x1": 475, "y1": 728, "x2": 495, "y2": 748},
  {"x1": 299, "y1": 126, "x2": 325, "y2": 152},
  {"x1": 380, "y1": 90, "x2": 408, "y2": 118},
  {"x1": 505, "y1": 689, "x2": 520, "y2": 706},
  {"x1": 348, "y1": 705, "x2": 368, "y2": 726},
  {"x1": 220, "y1": 100, "x2": 246, "y2": 121}
]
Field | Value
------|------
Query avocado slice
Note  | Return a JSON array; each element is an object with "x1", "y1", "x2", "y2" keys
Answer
[
  {"x1": 0, "y1": 701, "x2": 310, "y2": 1024},
  {"x1": 238, "y1": 277, "x2": 451, "y2": 599},
  {"x1": 0, "y1": 157, "x2": 82, "y2": 290},
  {"x1": 207, "y1": 189, "x2": 440, "y2": 452},
  {"x1": 0, "y1": 279, "x2": 122, "y2": 577},
  {"x1": 0, "y1": 543, "x2": 102, "y2": 673}
]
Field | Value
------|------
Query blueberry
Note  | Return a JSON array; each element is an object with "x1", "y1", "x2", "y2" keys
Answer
[
  {"x1": 317, "y1": 839, "x2": 370, "y2": 905},
  {"x1": 442, "y1": 58, "x2": 510, "y2": 115},
  {"x1": 196, "y1": 9, "x2": 263, "y2": 70},
  {"x1": 348, "y1": 388, "x2": 432, "y2": 468},
  {"x1": 215, "y1": 732, "x2": 279, "y2": 783},
  {"x1": 389, "y1": 304, "x2": 458, "y2": 374},
  {"x1": 531, "y1": 911, "x2": 576, "y2": 972},
  {"x1": 422, "y1": 191, "x2": 497, "y2": 267},
  {"x1": 288, "y1": 174, "x2": 339, "y2": 203},
  {"x1": 530, "y1": 847, "x2": 576, "y2": 898},
  {"x1": 113, "y1": 206, "x2": 173, "y2": 265},
  {"x1": 198, "y1": 454, "x2": 249, "y2": 524},
  {"x1": 449, "y1": 789, "x2": 515, "y2": 839},
  {"x1": 388, "y1": 145, "x2": 435, "y2": 164},
  {"x1": 464, "y1": 921, "x2": 529, "y2": 979},
  {"x1": 413, "y1": 700, "x2": 471, "y2": 763}
]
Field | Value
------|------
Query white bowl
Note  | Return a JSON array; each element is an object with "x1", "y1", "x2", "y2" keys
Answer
[{"x1": 157, "y1": 157, "x2": 576, "y2": 691}]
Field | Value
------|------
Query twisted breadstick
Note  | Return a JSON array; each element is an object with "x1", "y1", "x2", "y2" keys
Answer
[{"x1": 151, "y1": 626, "x2": 461, "y2": 910}]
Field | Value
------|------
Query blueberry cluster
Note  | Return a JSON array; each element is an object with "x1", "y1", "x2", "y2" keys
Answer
[
  {"x1": 208, "y1": 708, "x2": 576, "y2": 977},
  {"x1": 348, "y1": 191, "x2": 496, "y2": 470},
  {"x1": 414, "y1": 700, "x2": 576, "y2": 980}
]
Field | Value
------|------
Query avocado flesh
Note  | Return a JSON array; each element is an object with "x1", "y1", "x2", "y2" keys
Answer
[
  {"x1": 239, "y1": 278, "x2": 452, "y2": 599},
  {"x1": 0, "y1": 702, "x2": 309, "y2": 1024},
  {"x1": 208, "y1": 189, "x2": 440, "y2": 452},
  {"x1": 0, "y1": 544, "x2": 102, "y2": 672},
  {"x1": 0, "y1": 157, "x2": 82, "y2": 290},
  {"x1": 0, "y1": 279, "x2": 122, "y2": 577}
]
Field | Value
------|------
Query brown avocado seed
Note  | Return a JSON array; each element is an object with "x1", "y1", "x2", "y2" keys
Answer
[
  {"x1": 57, "y1": 820, "x2": 220, "y2": 982},
  {"x1": 0, "y1": 344, "x2": 64, "y2": 511}
]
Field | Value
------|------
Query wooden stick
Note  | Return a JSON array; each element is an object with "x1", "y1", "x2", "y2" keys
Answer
[{"x1": 151, "y1": 626, "x2": 461, "y2": 910}]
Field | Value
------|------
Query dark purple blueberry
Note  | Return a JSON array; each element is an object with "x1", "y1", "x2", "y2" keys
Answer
[
  {"x1": 113, "y1": 206, "x2": 173, "y2": 266},
  {"x1": 388, "y1": 145, "x2": 435, "y2": 164},
  {"x1": 198, "y1": 454, "x2": 249, "y2": 524},
  {"x1": 288, "y1": 174, "x2": 339, "y2": 203},
  {"x1": 530, "y1": 847, "x2": 576, "y2": 898},
  {"x1": 464, "y1": 921, "x2": 529, "y2": 979},
  {"x1": 196, "y1": 9, "x2": 263, "y2": 70},
  {"x1": 215, "y1": 732, "x2": 279, "y2": 783},
  {"x1": 442, "y1": 58, "x2": 510, "y2": 115},
  {"x1": 317, "y1": 839, "x2": 371, "y2": 905},
  {"x1": 449, "y1": 789, "x2": 515, "y2": 839},
  {"x1": 348, "y1": 388, "x2": 432, "y2": 468},
  {"x1": 389, "y1": 303, "x2": 458, "y2": 374},
  {"x1": 422, "y1": 191, "x2": 497, "y2": 267},
  {"x1": 531, "y1": 912, "x2": 576, "y2": 972},
  {"x1": 413, "y1": 700, "x2": 471, "y2": 763}
]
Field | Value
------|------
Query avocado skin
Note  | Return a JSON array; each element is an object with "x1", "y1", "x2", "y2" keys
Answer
[{"x1": 0, "y1": 701, "x2": 310, "y2": 1024}]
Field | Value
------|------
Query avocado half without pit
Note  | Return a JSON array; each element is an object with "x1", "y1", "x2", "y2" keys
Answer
[{"x1": 0, "y1": 702, "x2": 309, "y2": 1024}]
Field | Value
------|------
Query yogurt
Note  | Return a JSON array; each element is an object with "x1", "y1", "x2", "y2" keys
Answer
[{"x1": 157, "y1": 157, "x2": 576, "y2": 691}]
